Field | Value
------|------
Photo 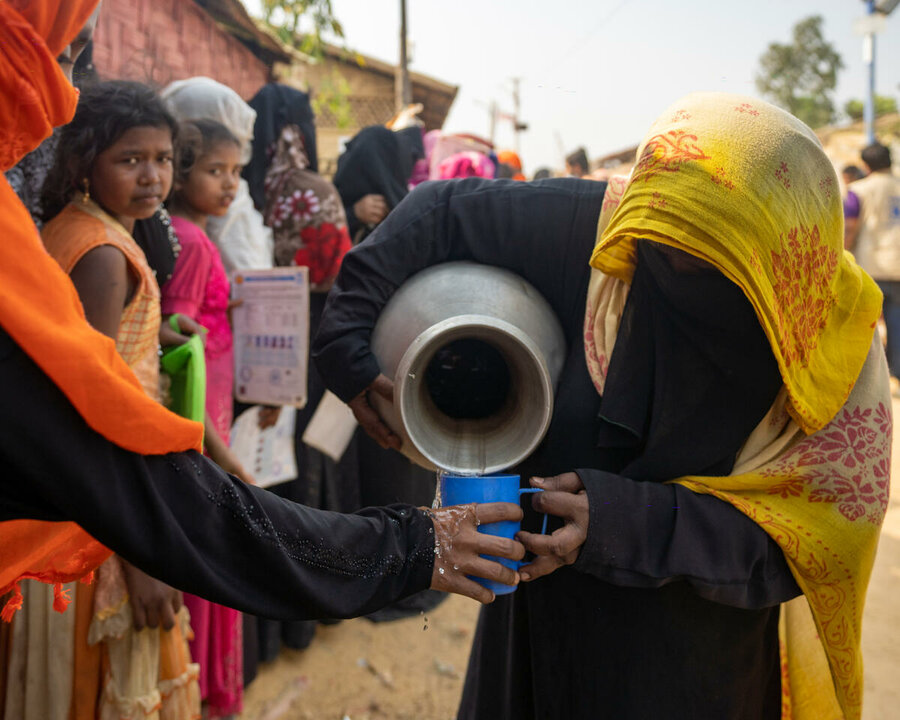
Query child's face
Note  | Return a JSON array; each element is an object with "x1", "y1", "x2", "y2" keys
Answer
[
  {"x1": 178, "y1": 141, "x2": 242, "y2": 218},
  {"x1": 90, "y1": 125, "x2": 174, "y2": 224}
]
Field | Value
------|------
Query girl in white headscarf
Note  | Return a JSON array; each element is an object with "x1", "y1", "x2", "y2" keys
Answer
[{"x1": 161, "y1": 77, "x2": 273, "y2": 273}]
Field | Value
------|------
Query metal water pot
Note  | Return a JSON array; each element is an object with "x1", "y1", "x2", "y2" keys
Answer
[{"x1": 370, "y1": 261, "x2": 566, "y2": 475}]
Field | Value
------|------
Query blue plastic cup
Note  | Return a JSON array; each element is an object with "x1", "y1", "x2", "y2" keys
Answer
[{"x1": 440, "y1": 473, "x2": 548, "y2": 595}]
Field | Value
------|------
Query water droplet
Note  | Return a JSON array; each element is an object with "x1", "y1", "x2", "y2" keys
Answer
[
  {"x1": 453, "y1": 565, "x2": 459, "y2": 570},
  {"x1": 438, "y1": 567, "x2": 445, "y2": 575}
]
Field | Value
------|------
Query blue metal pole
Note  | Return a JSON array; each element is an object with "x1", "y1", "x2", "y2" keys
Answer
[{"x1": 865, "y1": 0, "x2": 877, "y2": 143}]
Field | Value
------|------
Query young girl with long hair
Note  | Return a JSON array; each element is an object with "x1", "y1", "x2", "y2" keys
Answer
[
  {"x1": 164, "y1": 119, "x2": 247, "y2": 719},
  {"x1": 26, "y1": 79, "x2": 201, "y2": 720}
]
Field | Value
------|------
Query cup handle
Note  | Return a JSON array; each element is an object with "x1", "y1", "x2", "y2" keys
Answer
[{"x1": 518, "y1": 488, "x2": 549, "y2": 535}]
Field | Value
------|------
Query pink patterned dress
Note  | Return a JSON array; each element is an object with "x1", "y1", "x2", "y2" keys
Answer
[{"x1": 162, "y1": 216, "x2": 242, "y2": 717}]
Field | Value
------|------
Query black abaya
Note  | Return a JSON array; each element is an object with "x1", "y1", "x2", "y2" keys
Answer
[
  {"x1": 332, "y1": 125, "x2": 421, "y2": 241},
  {"x1": 313, "y1": 177, "x2": 802, "y2": 719}
]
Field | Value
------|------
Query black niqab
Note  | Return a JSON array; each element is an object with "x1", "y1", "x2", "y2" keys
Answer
[
  {"x1": 332, "y1": 125, "x2": 417, "y2": 211},
  {"x1": 245, "y1": 83, "x2": 317, "y2": 211},
  {"x1": 597, "y1": 241, "x2": 783, "y2": 481}
]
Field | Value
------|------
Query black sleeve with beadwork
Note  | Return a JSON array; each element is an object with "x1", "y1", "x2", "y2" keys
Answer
[{"x1": 0, "y1": 328, "x2": 435, "y2": 620}]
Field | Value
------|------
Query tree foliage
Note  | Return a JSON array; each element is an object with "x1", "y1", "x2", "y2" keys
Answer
[
  {"x1": 260, "y1": 0, "x2": 344, "y2": 57},
  {"x1": 756, "y1": 15, "x2": 844, "y2": 129},
  {"x1": 256, "y1": 0, "x2": 354, "y2": 128},
  {"x1": 844, "y1": 96, "x2": 899, "y2": 121}
]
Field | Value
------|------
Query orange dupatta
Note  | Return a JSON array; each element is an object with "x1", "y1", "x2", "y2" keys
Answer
[{"x1": 0, "y1": 0, "x2": 204, "y2": 618}]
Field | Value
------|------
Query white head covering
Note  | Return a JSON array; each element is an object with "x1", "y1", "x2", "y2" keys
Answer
[
  {"x1": 161, "y1": 76, "x2": 273, "y2": 271},
  {"x1": 161, "y1": 76, "x2": 256, "y2": 164}
]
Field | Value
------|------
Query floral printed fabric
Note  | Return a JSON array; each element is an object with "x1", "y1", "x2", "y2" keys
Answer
[
  {"x1": 585, "y1": 93, "x2": 890, "y2": 720},
  {"x1": 589, "y1": 92, "x2": 881, "y2": 435},
  {"x1": 263, "y1": 124, "x2": 352, "y2": 282}
]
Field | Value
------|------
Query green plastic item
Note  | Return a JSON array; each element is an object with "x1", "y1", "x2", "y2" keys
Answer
[{"x1": 160, "y1": 315, "x2": 206, "y2": 423}]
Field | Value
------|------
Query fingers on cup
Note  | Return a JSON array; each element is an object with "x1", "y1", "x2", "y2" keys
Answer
[
  {"x1": 518, "y1": 525, "x2": 582, "y2": 559},
  {"x1": 518, "y1": 554, "x2": 564, "y2": 582},
  {"x1": 455, "y1": 576, "x2": 496, "y2": 604},
  {"x1": 531, "y1": 489, "x2": 582, "y2": 517},
  {"x1": 474, "y1": 533, "x2": 525, "y2": 563},
  {"x1": 474, "y1": 501, "x2": 523, "y2": 525},
  {"x1": 467, "y1": 557, "x2": 519, "y2": 589},
  {"x1": 533, "y1": 472, "x2": 583, "y2": 493}
]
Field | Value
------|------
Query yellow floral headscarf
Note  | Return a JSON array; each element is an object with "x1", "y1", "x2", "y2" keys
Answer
[
  {"x1": 590, "y1": 91, "x2": 881, "y2": 435},
  {"x1": 586, "y1": 93, "x2": 889, "y2": 720}
]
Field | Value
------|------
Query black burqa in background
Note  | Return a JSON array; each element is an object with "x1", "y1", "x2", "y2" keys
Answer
[
  {"x1": 244, "y1": 83, "x2": 318, "y2": 211},
  {"x1": 332, "y1": 125, "x2": 423, "y2": 241}
]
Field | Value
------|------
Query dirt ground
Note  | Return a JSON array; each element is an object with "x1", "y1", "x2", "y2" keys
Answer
[
  {"x1": 240, "y1": 400, "x2": 900, "y2": 720},
  {"x1": 240, "y1": 596, "x2": 478, "y2": 720}
]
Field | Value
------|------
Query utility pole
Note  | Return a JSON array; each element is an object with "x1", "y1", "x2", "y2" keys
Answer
[
  {"x1": 395, "y1": 0, "x2": 412, "y2": 112},
  {"x1": 864, "y1": 0, "x2": 877, "y2": 143},
  {"x1": 489, "y1": 100, "x2": 497, "y2": 146},
  {"x1": 510, "y1": 77, "x2": 528, "y2": 153},
  {"x1": 858, "y1": 0, "x2": 899, "y2": 143},
  {"x1": 511, "y1": 78, "x2": 521, "y2": 153}
]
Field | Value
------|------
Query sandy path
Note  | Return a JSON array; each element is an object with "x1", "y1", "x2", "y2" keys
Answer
[{"x1": 240, "y1": 596, "x2": 479, "y2": 720}]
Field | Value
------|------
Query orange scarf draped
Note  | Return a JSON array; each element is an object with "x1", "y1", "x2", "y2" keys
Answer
[{"x1": 0, "y1": 0, "x2": 204, "y2": 619}]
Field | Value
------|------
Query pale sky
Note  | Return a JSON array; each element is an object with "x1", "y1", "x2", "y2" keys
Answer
[{"x1": 243, "y1": 0, "x2": 900, "y2": 173}]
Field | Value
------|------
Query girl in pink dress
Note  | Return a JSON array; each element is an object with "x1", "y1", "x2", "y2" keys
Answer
[{"x1": 163, "y1": 119, "x2": 246, "y2": 719}]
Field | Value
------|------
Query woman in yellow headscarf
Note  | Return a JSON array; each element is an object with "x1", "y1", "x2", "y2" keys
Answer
[{"x1": 313, "y1": 92, "x2": 888, "y2": 719}]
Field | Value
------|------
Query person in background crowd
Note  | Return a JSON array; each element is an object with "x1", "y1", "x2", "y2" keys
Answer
[
  {"x1": 252, "y1": 112, "x2": 358, "y2": 661},
  {"x1": 246, "y1": 83, "x2": 318, "y2": 209},
  {"x1": 843, "y1": 164, "x2": 866, "y2": 250},
  {"x1": 564, "y1": 146, "x2": 589, "y2": 178},
  {"x1": 843, "y1": 163, "x2": 866, "y2": 187},
  {"x1": 1, "y1": 14, "x2": 525, "y2": 714},
  {"x1": 313, "y1": 92, "x2": 888, "y2": 720},
  {"x1": 532, "y1": 167, "x2": 552, "y2": 181},
  {"x1": 163, "y1": 77, "x2": 274, "y2": 275},
  {"x1": 438, "y1": 150, "x2": 496, "y2": 180},
  {"x1": 497, "y1": 150, "x2": 525, "y2": 181},
  {"x1": 845, "y1": 142, "x2": 900, "y2": 384},
  {"x1": 409, "y1": 129, "x2": 440, "y2": 187},
  {"x1": 165, "y1": 119, "x2": 252, "y2": 719},
  {"x1": 427, "y1": 132, "x2": 494, "y2": 181},
  {"x1": 17, "y1": 79, "x2": 200, "y2": 720},
  {"x1": 332, "y1": 125, "x2": 423, "y2": 243}
]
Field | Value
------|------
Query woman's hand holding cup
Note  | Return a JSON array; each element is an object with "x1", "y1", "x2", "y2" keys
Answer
[
  {"x1": 428, "y1": 502, "x2": 525, "y2": 604},
  {"x1": 516, "y1": 472, "x2": 589, "y2": 581}
]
